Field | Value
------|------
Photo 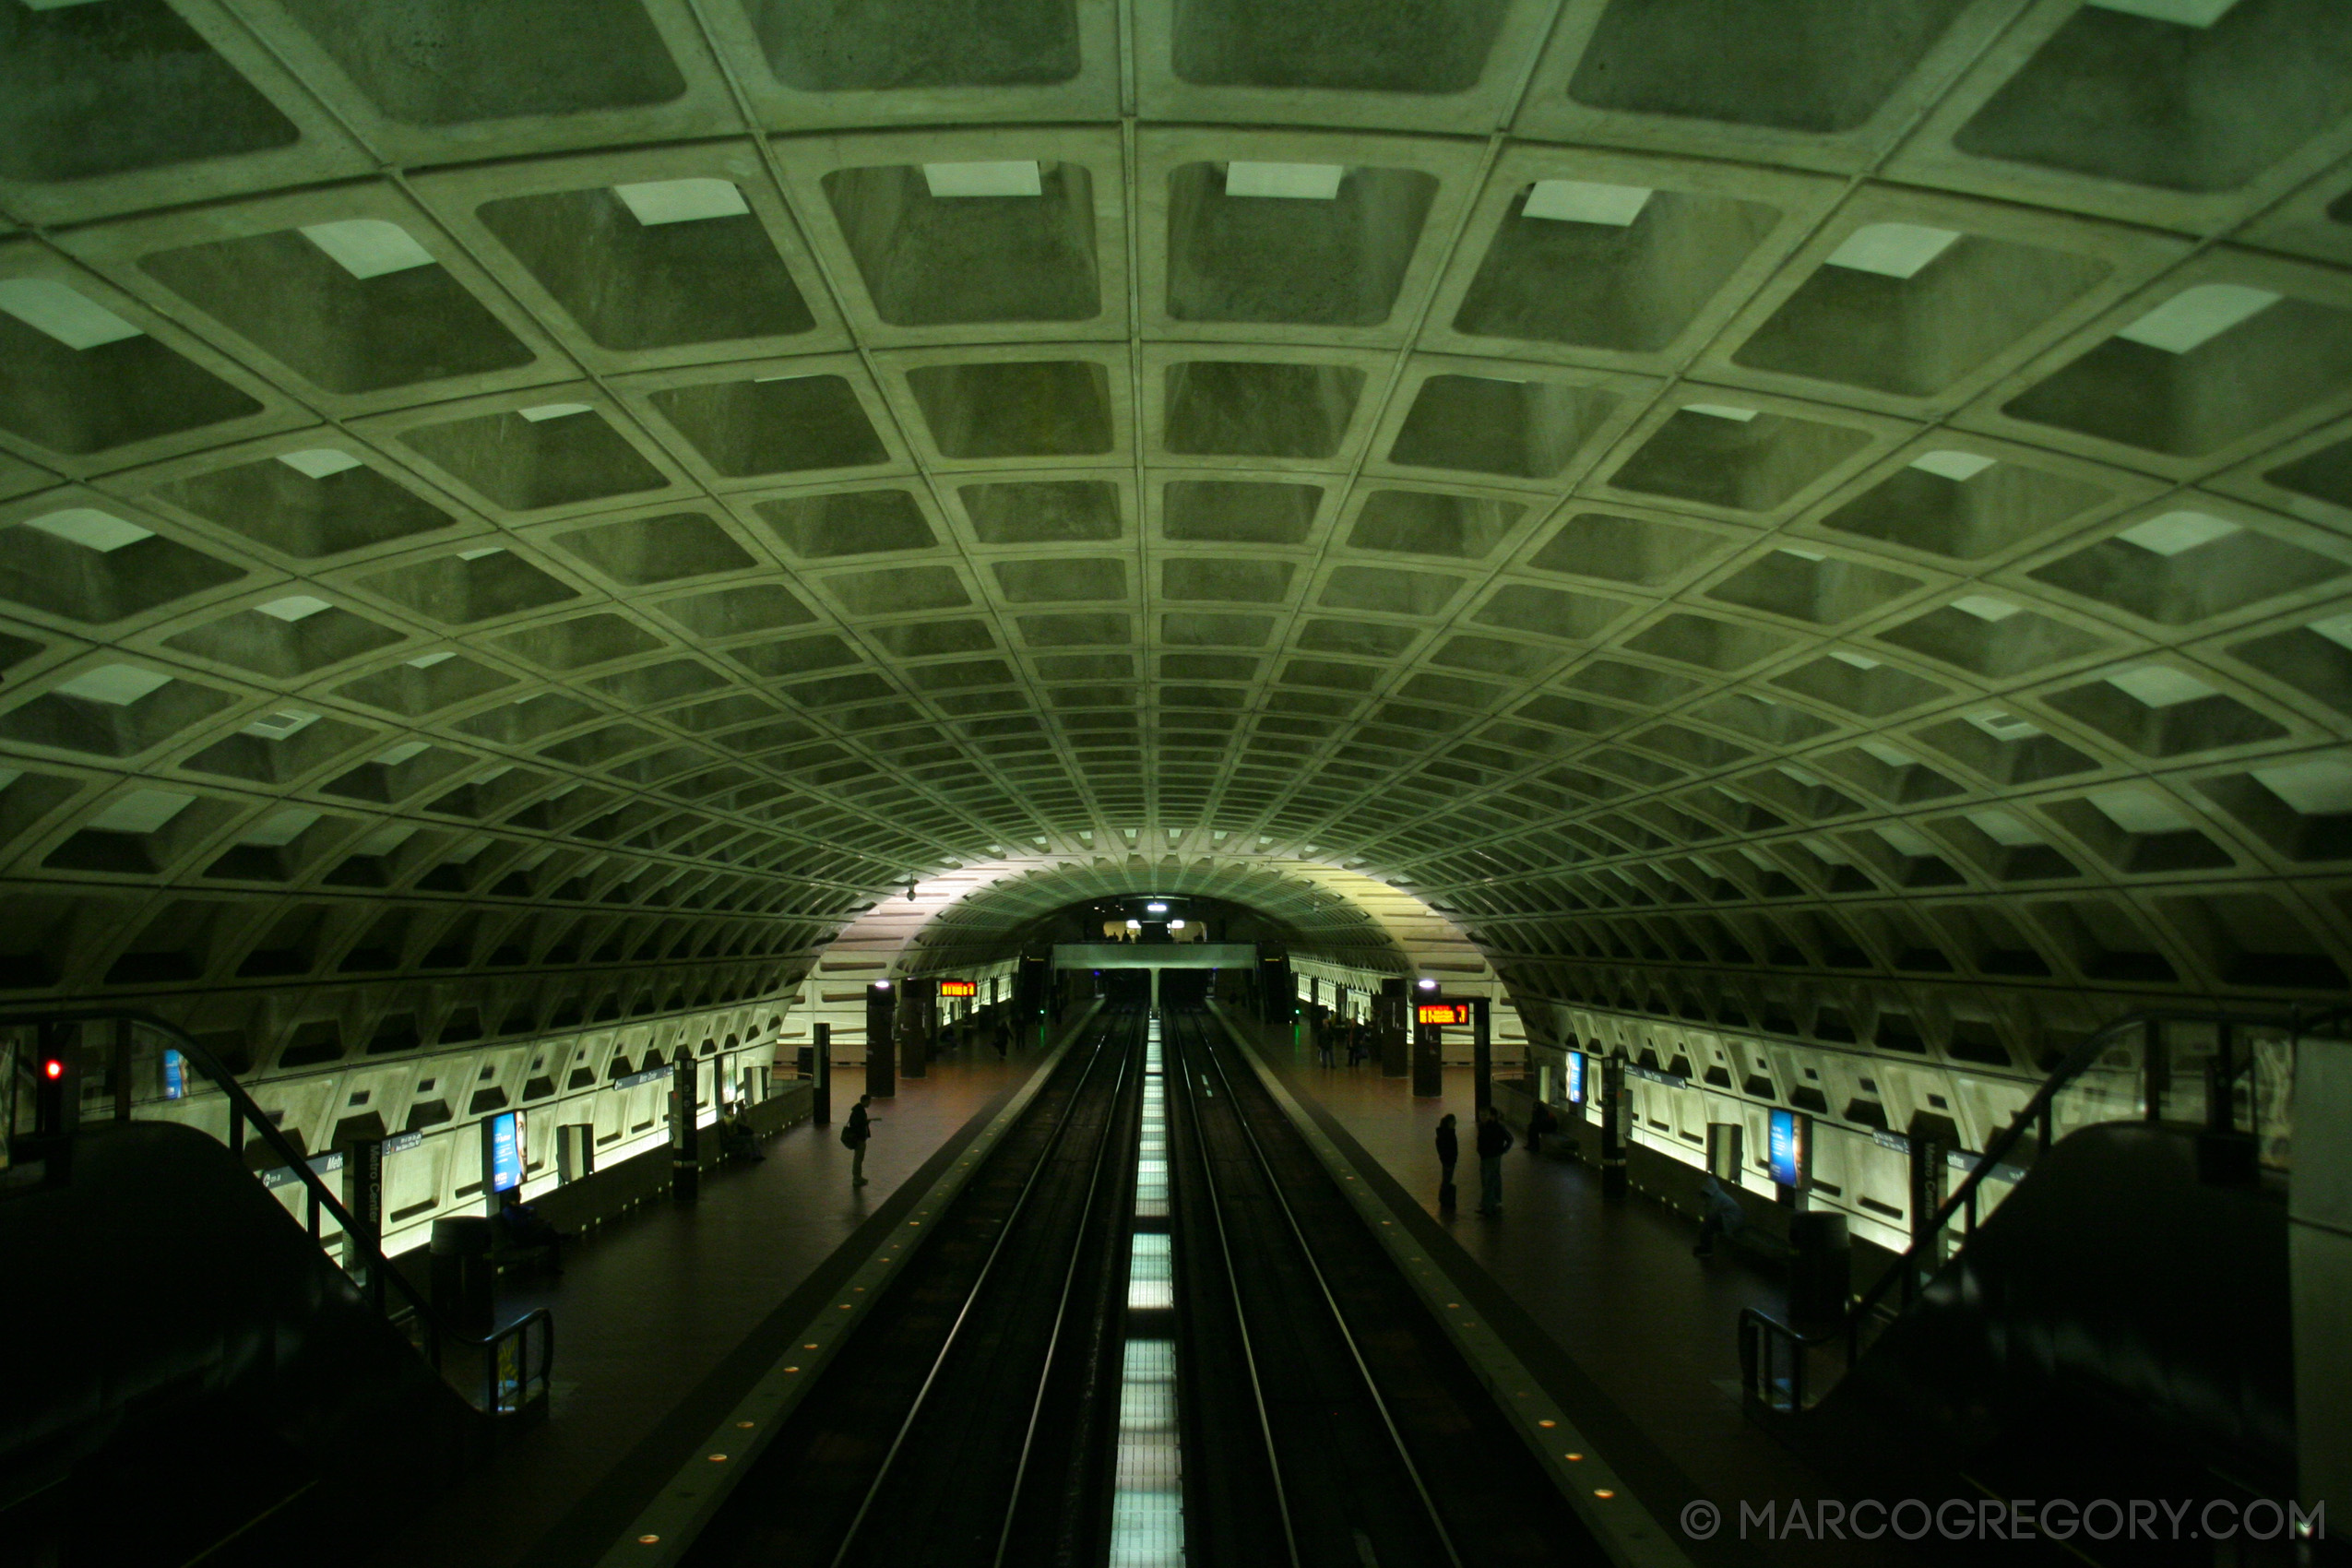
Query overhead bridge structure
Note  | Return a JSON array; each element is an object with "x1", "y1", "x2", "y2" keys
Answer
[
  {"x1": 1051, "y1": 943, "x2": 1257, "y2": 970},
  {"x1": 1054, "y1": 939, "x2": 1260, "y2": 1010}
]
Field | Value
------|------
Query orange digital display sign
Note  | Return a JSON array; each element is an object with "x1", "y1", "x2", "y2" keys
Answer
[
  {"x1": 1416, "y1": 1002, "x2": 1471, "y2": 1027},
  {"x1": 939, "y1": 980, "x2": 977, "y2": 998}
]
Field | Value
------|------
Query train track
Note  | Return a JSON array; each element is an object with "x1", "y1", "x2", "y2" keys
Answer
[
  {"x1": 1164, "y1": 1009, "x2": 1605, "y2": 1568},
  {"x1": 680, "y1": 1006, "x2": 1601, "y2": 1567},
  {"x1": 681, "y1": 1007, "x2": 1145, "y2": 1568}
]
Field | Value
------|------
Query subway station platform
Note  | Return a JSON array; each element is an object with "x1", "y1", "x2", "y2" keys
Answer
[
  {"x1": 1234, "y1": 1017, "x2": 1920, "y2": 1568},
  {"x1": 361, "y1": 1046, "x2": 1049, "y2": 1568}
]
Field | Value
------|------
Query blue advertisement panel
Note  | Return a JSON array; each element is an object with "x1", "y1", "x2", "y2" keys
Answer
[
  {"x1": 162, "y1": 1048, "x2": 187, "y2": 1100},
  {"x1": 1768, "y1": 1109, "x2": 1804, "y2": 1189},
  {"x1": 1563, "y1": 1051, "x2": 1585, "y2": 1105},
  {"x1": 489, "y1": 1111, "x2": 527, "y2": 1194}
]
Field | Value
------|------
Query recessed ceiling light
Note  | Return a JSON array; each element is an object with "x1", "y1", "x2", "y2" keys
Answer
[
  {"x1": 1908, "y1": 450, "x2": 1998, "y2": 481},
  {"x1": 922, "y1": 160, "x2": 1043, "y2": 198},
  {"x1": 1522, "y1": 179, "x2": 1651, "y2": 226},
  {"x1": 612, "y1": 177, "x2": 750, "y2": 225},
  {"x1": 2085, "y1": 0, "x2": 2241, "y2": 25},
  {"x1": 2115, "y1": 283, "x2": 2279, "y2": 354},
  {"x1": 256, "y1": 594, "x2": 333, "y2": 622},
  {"x1": 1823, "y1": 222, "x2": 1962, "y2": 279},
  {"x1": 298, "y1": 219, "x2": 436, "y2": 279},
  {"x1": 21, "y1": 507, "x2": 152, "y2": 552},
  {"x1": 2106, "y1": 665, "x2": 2218, "y2": 708},
  {"x1": 1225, "y1": 161, "x2": 1346, "y2": 200},
  {"x1": 275, "y1": 447, "x2": 363, "y2": 479},
  {"x1": 55, "y1": 664, "x2": 171, "y2": 707},
  {"x1": 2115, "y1": 510, "x2": 2241, "y2": 556},
  {"x1": 0, "y1": 279, "x2": 141, "y2": 350}
]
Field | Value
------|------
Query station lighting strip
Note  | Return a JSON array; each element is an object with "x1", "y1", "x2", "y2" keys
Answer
[{"x1": 1110, "y1": 1013, "x2": 1185, "y2": 1565}]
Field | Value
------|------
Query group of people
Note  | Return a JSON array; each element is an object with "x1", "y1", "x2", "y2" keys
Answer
[
  {"x1": 1433, "y1": 1105, "x2": 1519, "y2": 1214},
  {"x1": 933, "y1": 1021, "x2": 1013, "y2": 1060},
  {"x1": 1313, "y1": 1016, "x2": 1374, "y2": 1067},
  {"x1": 1433, "y1": 1099, "x2": 1749, "y2": 1258}
]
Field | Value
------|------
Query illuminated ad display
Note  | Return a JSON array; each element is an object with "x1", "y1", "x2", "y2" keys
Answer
[
  {"x1": 1564, "y1": 1051, "x2": 1585, "y2": 1105},
  {"x1": 1768, "y1": 1109, "x2": 1806, "y2": 1189},
  {"x1": 489, "y1": 1110, "x2": 528, "y2": 1194}
]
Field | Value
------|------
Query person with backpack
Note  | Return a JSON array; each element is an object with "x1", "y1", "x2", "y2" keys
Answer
[
  {"x1": 843, "y1": 1094, "x2": 878, "y2": 1186},
  {"x1": 1475, "y1": 1105, "x2": 1514, "y2": 1215}
]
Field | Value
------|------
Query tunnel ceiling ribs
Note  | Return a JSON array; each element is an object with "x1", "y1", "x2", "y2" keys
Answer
[{"x1": 0, "y1": 0, "x2": 2349, "y2": 1072}]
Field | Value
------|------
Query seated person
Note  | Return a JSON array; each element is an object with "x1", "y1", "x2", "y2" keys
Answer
[
  {"x1": 1526, "y1": 1098, "x2": 1558, "y2": 1155},
  {"x1": 718, "y1": 1109, "x2": 764, "y2": 1162},
  {"x1": 493, "y1": 1188, "x2": 565, "y2": 1274},
  {"x1": 1693, "y1": 1175, "x2": 1747, "y2": 1259}
]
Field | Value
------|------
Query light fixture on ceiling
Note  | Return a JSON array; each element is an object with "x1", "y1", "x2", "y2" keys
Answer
[
  {"x1": 906, "y1": 881, "x2": 919, "y2": 901},
  {"x1": 1417, "y1": 978, "x2": 1439, "y2": 992},
  {"x1": 1146, "y1": 901, "x2": 1168, "y2": 913}
]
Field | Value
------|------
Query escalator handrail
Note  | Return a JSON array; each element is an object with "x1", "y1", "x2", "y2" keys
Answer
[
  {"x1": 1749, "y1": 1001, "x2": 2352, "y2": 1358},
  {"x1": 1, "y1": 1004, "x2": 554, "y2": 1407}
]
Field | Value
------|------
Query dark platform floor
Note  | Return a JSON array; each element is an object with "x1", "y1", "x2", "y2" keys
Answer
[{"x1": 362, "y1": 1045, "x2": 1047, "y2": 1568}]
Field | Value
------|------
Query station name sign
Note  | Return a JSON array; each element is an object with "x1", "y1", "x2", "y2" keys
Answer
[
  {"x1": 1415, "y1": 1002, "x2": 1471, "y2": 1027},
  {"x1": 938, "y1": 980, "x2": 977, "y2": 998}
]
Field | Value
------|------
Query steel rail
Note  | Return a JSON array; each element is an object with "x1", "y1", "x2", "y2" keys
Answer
[
  {"x1": 825, "y1": 1009, "x2": 1134, "y2": 1568},
  {"x1": 990, "y1": 1010, "x2": 1142, "y2": 1568},
  {"x1": 1166, "y1": 1010, "x2": 1303, "y2": 1568},
  {"x1": 1184, "y1": 1010, "x2": 1464, "y2": 1568}
]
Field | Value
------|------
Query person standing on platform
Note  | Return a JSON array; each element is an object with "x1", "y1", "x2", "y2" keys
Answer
[
  {"x1": 845, "y1": 1094, "x2": 878, "y2": 1186},
  {"x1": 1475, "y1": 1105, "x2": 1514, "y2": 1215},
  {"x1": 1435, "y1": 1112, "x2": 1459, "y2": 1211}
]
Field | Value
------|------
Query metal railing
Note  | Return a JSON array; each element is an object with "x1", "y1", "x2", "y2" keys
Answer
[
  {"x1": 1739, "y1": 1003, "x2": 2349, "y2": 1418},
  {"x1": 1, "y1": 1007, "x2": 552, "y2": 1421}
]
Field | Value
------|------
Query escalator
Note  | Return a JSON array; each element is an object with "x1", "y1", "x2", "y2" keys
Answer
[
  {"x1": 1817, "y1": 1122, "x2": 2292, "y2": 1522},
  {"x1": 2, "y1": 1121, "x2": 480, "y2": 1567},
  {"x1": 1740, "y1": 1009, "x2": 2334, "y2": 1565}
]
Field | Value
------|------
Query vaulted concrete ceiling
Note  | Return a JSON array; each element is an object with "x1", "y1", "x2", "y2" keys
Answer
[{"x1": 2, "y1": 0, "x2": 2350, "y2": 1068}]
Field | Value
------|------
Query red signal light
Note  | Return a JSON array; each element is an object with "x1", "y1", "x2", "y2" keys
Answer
[{"x1": 42, "y1": 1057, "x2": 64, "y2": 1080}]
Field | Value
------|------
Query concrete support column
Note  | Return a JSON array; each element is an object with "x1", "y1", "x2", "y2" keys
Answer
[
  {"x1": 897, "y1": 976, "x2": 934, "y2": 1079},
  {"x1": 2294, "y1": 1037, "x2": 2352, "y2": 1526},
  {"x1": 1600, "y1": 1054, "x2": 1629, "y2": 1202},
  {"x1": 812, "y1": 1021, "x2": 832, "y2": 1126},
  {"x1": 1411, "y1": 1017, "x2": 1442, "y2": 1098},
  {"x1": 1472, "y1": 998, "x2": 1492, "y2": 1117},
  {"x1": 670, "y1": 1057, "x2": 700, "y2": 1203},
  {"x1": 1378, "y1": 978, "x2": 1408, "y2": 1078},
  {"x1": 865, "y1": 982, "x2": 897, "y2": 1099}
]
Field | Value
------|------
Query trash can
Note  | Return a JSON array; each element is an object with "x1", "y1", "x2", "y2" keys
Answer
[
  {"x1": 1787, "y1": 1210, "x2": 1851, "y2": 1329},
  {"x1": 430, "y1": 1216, "x2": 496, "y2": 1338}
]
